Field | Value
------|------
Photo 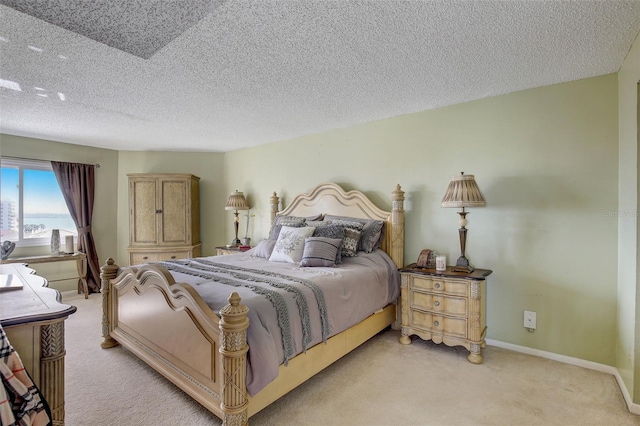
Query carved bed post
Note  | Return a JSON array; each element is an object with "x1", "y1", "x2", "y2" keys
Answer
[
  {"x1": 219, "y1": 292, "x2": 250, "y2": 426},
  {"x1": 390, "y1": 184, "x2": 405, "y2": 269},
  {"x1": 100, "y1": 258, "x2": 119, "y2": 349},
  {"x1": 270, "y1": 191, "x2": 279, "y2": 227}
]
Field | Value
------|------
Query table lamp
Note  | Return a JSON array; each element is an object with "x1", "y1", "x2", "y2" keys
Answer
[
  {"x1": 441, "y1": 172, "x2": 486, "y2": 273},
  {"x1": 225, "y1": 190, "x2": 250, "y2": 246}
]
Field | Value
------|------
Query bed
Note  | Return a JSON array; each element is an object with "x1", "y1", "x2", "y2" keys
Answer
[{"x1": 99, "y1": 182, "x2": 405, "y2": 425}]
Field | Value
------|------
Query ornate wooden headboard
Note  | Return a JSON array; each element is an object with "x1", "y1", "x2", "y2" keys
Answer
[{"x1": 269, "y1": 182, "x2": 405, "y2": 268}]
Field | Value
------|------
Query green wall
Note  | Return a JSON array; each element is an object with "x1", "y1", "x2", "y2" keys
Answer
[
  {"x1": 225, "y1": 74, "x2": 620, "y2": 366},
  {"x1": 618, "y1": 29, "x2": 640, "y2": 404}
]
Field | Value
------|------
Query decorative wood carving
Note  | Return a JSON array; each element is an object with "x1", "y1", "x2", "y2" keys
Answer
[
  {"x1": 269, "y1": 192, "x2": 279, "y2": 227},
  {"x1": 100, "y1": 257, "x2": 119, "y2": 349},
  {"x1": 219, "y1": 292, "x2": 249, "y2": 426},
  {"x1": 390, "y1": 184, "x2": 405, "y2": 269},
  {"x1": 41, "y1": 322, "x2": 66, "y2": 425}
]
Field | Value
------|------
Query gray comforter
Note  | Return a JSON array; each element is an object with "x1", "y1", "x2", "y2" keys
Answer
[{"x1": 157, "y1": 249, "x2": 399, "y2": 395}]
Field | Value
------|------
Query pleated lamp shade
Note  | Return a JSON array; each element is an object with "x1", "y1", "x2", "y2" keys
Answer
[
  {"x1": 441, "y1": 173, "x2": 486, "y2": 208},
  {"x1": 225, "y1": 191, "x2": 249, "y2": 211}
]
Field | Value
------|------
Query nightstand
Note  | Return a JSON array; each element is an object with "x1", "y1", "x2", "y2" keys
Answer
[
  {"x1": 215, "y1": 245, "x2": 251, "y2": 256},
  {"x1": 398, "y1": 263, "x2": 492, "y2": 364}
]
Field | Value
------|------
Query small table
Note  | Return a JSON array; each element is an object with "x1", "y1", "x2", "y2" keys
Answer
[
  {"x1": 215, "y1": 245, "x2": 251, "y2": 256},
  {"x1": 1, "y1": 252, "x2": 89, "y2": 299}
]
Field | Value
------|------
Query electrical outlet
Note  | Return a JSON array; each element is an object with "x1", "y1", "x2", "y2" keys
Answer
[{"x1": 524, "y1": 310, "x2": 537, "y2": 329}]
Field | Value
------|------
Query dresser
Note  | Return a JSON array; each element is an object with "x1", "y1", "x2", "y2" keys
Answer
[
  {"x1": 0, "y1": 263, "x2": 77, "y2": 425},
  {"x1": 398, "y1": 264, "x2": 492, "y2": 364},
  {"x1": 127, "y1": 173, "x2": 201, "y2": 265}
]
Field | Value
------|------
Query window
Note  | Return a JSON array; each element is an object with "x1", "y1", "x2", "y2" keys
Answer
[{"x1": 1, "y1": 158, "x2": 76, "y2": 247}]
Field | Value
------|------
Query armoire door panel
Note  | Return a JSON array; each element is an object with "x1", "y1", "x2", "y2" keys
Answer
[
  {"x1": 161, "y1": 180, "x2": 190, "y2": 244},
  {"x1": 131, "y1": 180, "x2": 158, "y2": 244}
]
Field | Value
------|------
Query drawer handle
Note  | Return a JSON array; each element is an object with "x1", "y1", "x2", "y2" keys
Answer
[
  {"x1": 171, "y1": 256, "x2": 176, "y2": 259},
  {"x1": 142, "y1": 256, "x2": 148, "y2": 260},
  {"x1": 434, "y1": 301, "x2": 440, "y2": 307},
  {"x1": 433, "y1": 320, "x2": 440, "y2": 327},
  {"x1": 435, "y1": 283, "x2": 441, "y2": 289}
]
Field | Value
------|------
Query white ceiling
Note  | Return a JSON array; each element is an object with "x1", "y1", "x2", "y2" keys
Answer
[{"x1": 1, "y1": 1, "x2": 639, "y2": 153}]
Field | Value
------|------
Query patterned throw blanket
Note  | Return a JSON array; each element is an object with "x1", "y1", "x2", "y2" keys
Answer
[
  {"x1": 0, "y1": 325, "x2": 51, "y2": 426},
  {"x1": 153, "y1": 250, "x2": 398, "y2": 395},
  {"x1": 158, "y1": 259, "x2": 330, "y2": 365}
]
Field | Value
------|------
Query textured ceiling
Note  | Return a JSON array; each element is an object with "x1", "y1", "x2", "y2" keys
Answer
[
  {"x1": 0, "y1": 1, "x2": 639, "y2": 153},
  {"x1": 0, "y1": 0, "x2": 225, "y2": 59}
]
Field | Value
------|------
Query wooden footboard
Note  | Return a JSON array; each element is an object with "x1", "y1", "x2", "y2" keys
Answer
[
  {"x1": 100, "y1": 259, "x2": 396, "y2": 424},
  {"x1": 100, "y1": 258, "x2": 248, "y2": 424}
]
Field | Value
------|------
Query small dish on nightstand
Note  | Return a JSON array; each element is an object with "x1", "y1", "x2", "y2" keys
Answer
[{"x1": 225, "y1": 244, "x2": 233, "y2": 248}]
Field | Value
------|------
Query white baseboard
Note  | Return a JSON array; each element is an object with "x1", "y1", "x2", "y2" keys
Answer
[{"x1": 486, "y1": 339, "x2": 640, "y2": 415}]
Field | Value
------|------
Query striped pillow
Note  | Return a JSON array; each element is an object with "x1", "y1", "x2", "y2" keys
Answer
[
  {"x1": 300, "y1": 237, "x2": 343, "y2": 267},
  {"x1": 312, "y1": 224, "x2": 346, "y2": 264}
]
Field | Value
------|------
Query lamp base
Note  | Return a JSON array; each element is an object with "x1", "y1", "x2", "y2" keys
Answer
[
  {"x1": 230, "y1": 238, "x2": 241, "y2": 246},
  {"x1": 451, "y1": 256, "x2": 474, "y2": 273}
]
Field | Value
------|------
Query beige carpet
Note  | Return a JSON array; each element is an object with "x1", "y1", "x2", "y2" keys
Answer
[{"x1": 62, "y1": 293, "x2": 638, "y2": 425}]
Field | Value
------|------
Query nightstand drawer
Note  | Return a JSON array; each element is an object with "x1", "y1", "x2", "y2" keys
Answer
[
  {"x1": 410, "y1": 275, "x2": 467, "y2": 296},
  {"x1": 411, "y1": 290, "x2": 467, "y2": 317},
  {"x1": 410, "y1": 310, "x2": 467, "y2": 338}
]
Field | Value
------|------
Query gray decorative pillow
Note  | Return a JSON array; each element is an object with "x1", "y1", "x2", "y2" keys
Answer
[
  {"x1": 300, "y1": 237, "x2": 342, "y2": 267},
  {"x1": 268, "y1": 214, "x2": 324, "y2": 240},
  {"x1": 305, "y1": 220, "x2": 330, "y2": 228},
  {"x1": 327, "y1": 220, "x2": 364, "y2": 257},
  {"x1": 312, "y1": 224, "x2": 346, "y2": 263},
  {"x1": 330, "y1": 219, "x2": 364, "y2": 230},
  {"x1": 341, "y1": 228, "x2": 362, "y2": 257},
  {"x1": 268, "y1": 217, "x2": 306, "y2": 240},
  {"x1": 324, "y1": 215, "x2": 385, "y2": 253},
  {"x1": 360, "y1": 220, "x2": 384, "y2": 252},
  {"x1": 253, "y1": 239, "x2": 276, "y2": 258}
]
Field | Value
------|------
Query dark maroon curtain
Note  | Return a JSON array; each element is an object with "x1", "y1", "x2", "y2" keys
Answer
[{"x1": 51, "y1": 161, "x2": 101, "y2": 293}]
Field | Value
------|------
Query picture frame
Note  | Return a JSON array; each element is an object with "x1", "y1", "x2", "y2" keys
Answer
[{"x1": 416, "y1": 249, "x2": 437, "y2": 268}]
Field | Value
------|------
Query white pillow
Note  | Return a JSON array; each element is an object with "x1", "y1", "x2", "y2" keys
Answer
[{"x1": 269, "y1": 226, "x2": 316, "y2": 263}]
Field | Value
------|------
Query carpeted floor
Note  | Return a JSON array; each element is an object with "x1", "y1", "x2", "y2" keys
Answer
[{"x1": 62, "y1": 292, "x2": 638, "y2": 425}]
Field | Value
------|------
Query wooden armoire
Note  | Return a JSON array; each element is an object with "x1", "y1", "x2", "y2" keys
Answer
[{"x1": 126, "y1": 173, "x2": 201, "y2": 265}]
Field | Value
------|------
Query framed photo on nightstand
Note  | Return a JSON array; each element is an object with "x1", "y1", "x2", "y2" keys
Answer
[{"x1": 415, "y1": 249, "x2": 437, "y2": 268}]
